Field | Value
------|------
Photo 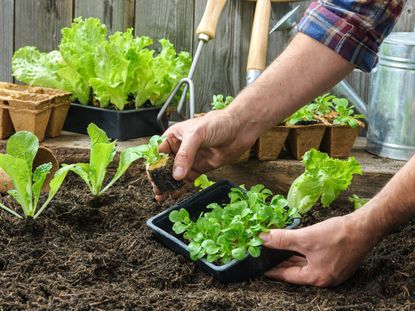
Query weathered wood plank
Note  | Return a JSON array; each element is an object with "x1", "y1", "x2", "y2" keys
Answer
[
  {"x1": 210, "y1": 138, "x2": 405, "y2": 200},
  {"x1": 394, "y1": 0, "x2": 414, "y2": 31},
  {"x1": 14, "y1": 0, "x2": 73, "y2": 52},
  {"x1": 74, "y1": 0, "x2": 135, "y2": 34},
  {"x1": 193, "y1": 0, "x2": 255, "y2": 113},
  {"x1": 0, "y1": 0, "x2": 14, "y2": 82},
  {"x1": 134, "y1": 0, "x2": 194, "y2": 54}
]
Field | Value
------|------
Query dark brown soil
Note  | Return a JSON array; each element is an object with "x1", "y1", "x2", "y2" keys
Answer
[
  {"x1": 0, "y1": 169, "x2": 414, "y2": 310},
  {"x1": 147, "y1": 157, "x2": 185, "y2": 193}
]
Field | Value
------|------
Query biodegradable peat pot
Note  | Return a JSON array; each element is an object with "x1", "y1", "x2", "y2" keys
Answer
[
  {"x1": 0, "y1": 147, "x2": 59, "y2": 193},
  {"x1": 63, "y1": 103, "x2": 168, "y2": 140},
  {"x1": 320, "y1": 125, "x2": 360, "y2": 158},
  {"x1": 29, "y1": 87, "x2": 71, "y2": 138},
  {"x1": 147, "y1": 180, "x2": 300, "y2": 283},
  {"x1": 0, "y1": 99, "x2": 14, "y2": 139},
  {"x1": 287, "y1": 124, "x2": 326, "y2": 160},
  {"x1": 0, "y1": 83, "x2": 72, "y2": 138},
  {"x1": 254, "y1": 126, "x2": 290, "y2": 161},
  {"x1": 6, "y1": 93, "x2": 52, "y2": 142}
]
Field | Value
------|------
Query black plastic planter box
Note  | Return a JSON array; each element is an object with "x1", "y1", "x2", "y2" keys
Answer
[
  {"x1": 63, "y1": 103, "x2": 168, "y2": 140},
  {"x1": 147, "y1": 180, "x2": 301, "y2": 283}
]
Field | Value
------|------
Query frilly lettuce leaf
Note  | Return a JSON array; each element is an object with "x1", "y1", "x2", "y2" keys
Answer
[{"x1": 287, "y1": 149, "x2": 362, "y2": 214}]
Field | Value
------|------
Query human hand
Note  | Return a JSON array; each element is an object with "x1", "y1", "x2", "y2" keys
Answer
[
  {"x1": 159, "y1": 109, "x2": 256, "y2": 181},
  {"x1": 259, "y1": 211, "x2": 380, "y2": 287}
]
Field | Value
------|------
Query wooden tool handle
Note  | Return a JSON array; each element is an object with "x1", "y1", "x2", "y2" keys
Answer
[
  {"x1": 196, "y1": 0, "x2": 228, "y2": 39},
  {"x1": 247, "y1": 0, "x2": 271, "y2": 71}
]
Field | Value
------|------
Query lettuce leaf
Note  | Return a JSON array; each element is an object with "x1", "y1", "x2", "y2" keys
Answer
[
  {"x1": 68, "y1": 123, "x2": 140, "y2": 196},
  {"x1": 12, "y1": 47, "x2": 68, "y2": 91},
  {"x1": 12, "y1": 17, "x2": 191, "y2": 109},
  {"x1": 287, "y1": 149, "x2": 362, "y2": 214},
  {"x1": 0, "y1": 131, "x2": 70, "y2": 219}
]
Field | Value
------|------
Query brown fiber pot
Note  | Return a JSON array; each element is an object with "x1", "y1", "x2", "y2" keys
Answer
[
  {"x1": 254, "y1": 125, "x2": 289, "y2": 161},
  {"x1": 0, "y1": 146, "x2": 59, "y2": 193},
  {"x1": 6, "y1": 93, "x2": 52, "y2": 142},
  {"x1": 287, "y1": 124, "x2": 326, "y2": 160},
  {"x1": 0, "y1": 99, "x2": 14, "y2": 139},
  {"x1": 320, "y1": 125, "x2": 360, "y2": 158},
  {"x1": 237, "y1": 149, "x2": 251, "y2": 162},
  {"x1": 0, "y1": 83, "x2": 71, "y2": 138}
]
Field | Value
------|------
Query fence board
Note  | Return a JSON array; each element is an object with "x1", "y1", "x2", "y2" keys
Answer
[
  {"x1": 0, "y1": 0, "x2": 14, "y2": 82},
  {"x1": 395, "y1": 1, "x2": 414, "y2": 31},
  {"x1": 134, "y1": 0, "x2": 194, "y2": 54},
  {"x1": 74, "y1": 0, "x2": 135, "y2": 34},
  {"x1": 14, "y1": 0, "x2": 73, "y2": 52},
  {"x1": 193, "y1": 0, "x2": 255, "y2": 112}
]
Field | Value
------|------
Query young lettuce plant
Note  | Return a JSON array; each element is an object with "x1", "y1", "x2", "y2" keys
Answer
[
  {"x1": 331, "y1": 98, "x2": 365, "y2": 128},
  {"x1": 284, "y1": 103, "x2": 322, "y2": 125},
  {"x1": 169, "y1": 185, "x2": 298, "y2": 264},
  {"x1": 0, "y1": 131, "x2": 73, "y2": 219},
  {"x1": 132, "y1": 135, "x2": 184, "y2": 193},
  {"x1": 287, "y1": 149, "x2": 362, "y2": 214},
  {"x1": 194, "y1": 174, "x2": 215, "y2": 191},
  {"x1": 67, "y1": 123, "x2": 141, "y2": 196},
  {"x1": 211, "y1": 94, "x2": 234, "y2": 110}
]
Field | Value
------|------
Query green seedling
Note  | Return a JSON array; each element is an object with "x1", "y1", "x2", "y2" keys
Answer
[
  {"x1": 331, "y1": 98, "x2": 365, "y2": 128},
  {"x1": 0, "y1": 131, "x2": 73, "y2": 219},
  {"x1": 67, "y1": 123, "x2": 141, "y2": 196},
  {"x1": 211, "y1": 94, "x2": 234, "y2": 110},
  {"x1": 348, "y1": 194, "x2": 370, "y2": 210},
  {"x1": 169, "y1": 185, "x2": 298, "y2": 264},
  {"x1": 194, "y1": 174, "x2": 215, "y2": 191},
  {"x1": 287, "y1": 149, "x2": 362, "y2": 214}
]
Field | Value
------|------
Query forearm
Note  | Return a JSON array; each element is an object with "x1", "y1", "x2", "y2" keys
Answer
[
  {"x1": 349, "y1": 155, "x2": 415, "y2": 244},
  {"x1": 227, "y1": 33, "x2": 354, "y2": 141}
]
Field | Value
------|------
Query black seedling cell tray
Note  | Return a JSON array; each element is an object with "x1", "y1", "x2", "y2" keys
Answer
[
  {"x1": 63, "y1": 103, "x2": 168, "y2": 140},
  {"x1": 146, "y1": 180, "x2": 301, "y2": 283}
]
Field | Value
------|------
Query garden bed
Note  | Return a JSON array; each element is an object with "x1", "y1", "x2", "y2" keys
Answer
[{"x1": 0, "y1": 167, "x2": 414, "y2": 310}]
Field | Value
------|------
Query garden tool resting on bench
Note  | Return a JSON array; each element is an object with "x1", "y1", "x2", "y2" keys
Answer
[{"x1": 157, "y1": 0, "x2": 228, "y2": 131}]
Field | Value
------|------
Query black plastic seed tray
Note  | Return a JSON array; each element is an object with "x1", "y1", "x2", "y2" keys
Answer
[
  {"x1": 146, "y1": 180, "x2": 301, "y2": 283},
  {"x1": 63, "y1": 103, "x2": 168, "y2": 140}
]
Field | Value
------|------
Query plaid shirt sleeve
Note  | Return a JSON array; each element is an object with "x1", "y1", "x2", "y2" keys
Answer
[{"x1": 297, "y1": 0, "x2": 406, "y2": 72}]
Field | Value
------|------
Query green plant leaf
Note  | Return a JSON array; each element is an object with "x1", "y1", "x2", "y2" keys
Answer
[
  {"x1": 6, "y1": 131, "x2": 39, "y2": 172},
  {"x1": 32, "y1": 162, "x2": 53, "y2": 211},
  {"x1": 34, "y1": 164, "x2": 75, "y2": 219},
  {"x1": 287, "y1": 149, "x2": 362, "y2": 213},
  {"x1": 99, "y1": 146, "x2": 141, "y2": 195},
  {"x1": 231, "y1": 247, "x2": 247, "y2": 261},
  {"x1": 0, "y1": 154, "x2": 32, "y2": 215}
]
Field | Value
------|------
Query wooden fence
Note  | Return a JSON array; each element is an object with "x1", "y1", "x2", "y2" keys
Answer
[{"x1": 1, "y1": 0, "x2": 414, "y2": 112}]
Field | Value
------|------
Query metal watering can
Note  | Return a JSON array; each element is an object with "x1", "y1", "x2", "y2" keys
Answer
[{"x1": 366, "y1": 32, "x2": 415, "y2": 160}]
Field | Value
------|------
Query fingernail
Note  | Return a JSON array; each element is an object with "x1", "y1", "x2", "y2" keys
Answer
[
  {"x1": 173, "y1": 166, "x2": 185, "y2": 180},
  {"x1": 259, "y1": 233, "x2": 270, "y2": 243}
]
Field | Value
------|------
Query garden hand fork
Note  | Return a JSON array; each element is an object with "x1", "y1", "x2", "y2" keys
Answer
[{"x1": 157, "y1": 0, "x2": 228, "y2": 131}]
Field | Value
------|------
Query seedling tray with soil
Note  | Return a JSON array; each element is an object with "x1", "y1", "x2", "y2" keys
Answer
[{"x1": 147, "y1": 180, "x2": 300, "y2": 283}]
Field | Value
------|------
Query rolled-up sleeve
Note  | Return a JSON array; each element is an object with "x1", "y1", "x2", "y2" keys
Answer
[{"x1": 298, "y1": 0, "x2": 406, "y2": 72}]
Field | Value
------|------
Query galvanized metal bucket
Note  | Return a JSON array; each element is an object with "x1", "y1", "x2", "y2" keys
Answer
[{"x1": 366, "y1": 32, "x2": 415, "y2": 160}]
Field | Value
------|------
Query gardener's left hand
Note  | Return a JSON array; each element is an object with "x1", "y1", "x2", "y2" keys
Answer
[{"x1": 259, "y1": 209, "x2": 380, "y2": 287}]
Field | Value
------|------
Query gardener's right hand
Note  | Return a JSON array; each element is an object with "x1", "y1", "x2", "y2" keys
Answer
[{"x1": 159, "y1": 109, "x2": 256, "y2": 182}]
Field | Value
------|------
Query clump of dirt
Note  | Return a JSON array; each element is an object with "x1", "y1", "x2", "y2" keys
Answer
[{"x1": 0, "y1": 170, "x2": 414, "y2": 310}]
